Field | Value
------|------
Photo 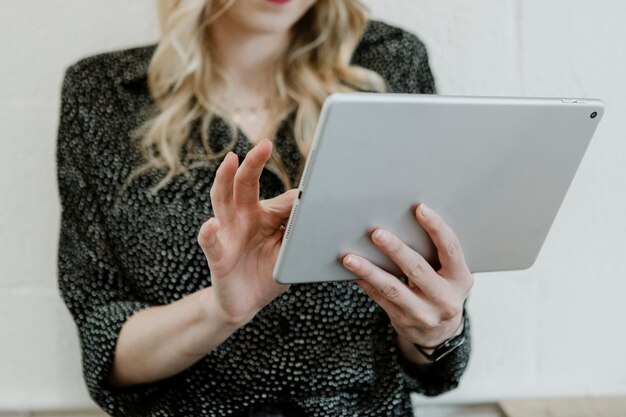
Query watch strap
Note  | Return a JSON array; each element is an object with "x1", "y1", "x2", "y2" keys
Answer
[{"x1": 413, "y1": 311, "x2": 467, "y2": 362}]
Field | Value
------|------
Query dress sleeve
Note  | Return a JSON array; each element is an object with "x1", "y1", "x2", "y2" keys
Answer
[
  {"x1": 397, "y1": 299, "x2": 472, "y2": 396},
  {"x1": 56, "y1": 65, "x2": 170, "y2": 415}
]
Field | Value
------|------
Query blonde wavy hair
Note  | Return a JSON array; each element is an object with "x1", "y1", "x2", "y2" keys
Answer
[{"x1": 123, "y1": 0, "x2": 388, "y2": 196}]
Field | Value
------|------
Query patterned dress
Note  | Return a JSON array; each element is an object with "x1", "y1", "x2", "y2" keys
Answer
[{"x1": 56, "y1": 19, "x2": 471, "y2": 417}]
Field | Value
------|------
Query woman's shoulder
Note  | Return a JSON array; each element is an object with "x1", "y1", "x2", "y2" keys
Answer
[
  {"x1": 354, "y1": 20, "x2": 435, "y2": 93},
  {"x1": 58, "y1": 44, "x2": 158, "y2": 180},
  {"x1": 62, "y1": 43, "x2": 156, "y2": 91},
  {"x1": 357, "y1": 19, "x2": 428, "y2": 57}
]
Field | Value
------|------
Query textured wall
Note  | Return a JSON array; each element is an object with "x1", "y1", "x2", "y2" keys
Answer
[{"x1": 0, "y1": 0, "x2": 624, "y2": 411}]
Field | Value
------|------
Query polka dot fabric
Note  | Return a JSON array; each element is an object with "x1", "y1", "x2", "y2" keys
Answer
[{"x1": 56, "y1": 20, "x2": 471, "y2": 417}]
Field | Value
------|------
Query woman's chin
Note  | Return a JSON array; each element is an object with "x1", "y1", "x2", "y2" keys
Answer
[{"x1": 221, "y1": 0, "x2": 317, "y2": 35}]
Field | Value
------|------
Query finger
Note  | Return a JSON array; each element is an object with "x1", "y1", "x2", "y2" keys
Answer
[
  {"x1": 197, "y1": 217, "x2": 224, "y2": 266},
  {"x1": 233, "y1": 139, "x2": 273, "y2": 207},
  {"x1": 355, "y1": 279, "x2": 438, "y2": 330},
  {"x1": 370, "y1": 228, "x2": 446, "y2": 301},
  {"x1": 415, "y1": 203, "x2": 468, "y2": 276},
  {"x1": 343, "y1": 254, "x2": 429, "y2": 318},
  {"x1": 260, "y1": 188, "x2": 298, "y2": 219},
  {"x1": 210, "y1": 152, "x2": 238, "y2": 223},
  {"x1": 354, "y1": 280, "x2": 405, "y2": 321}
]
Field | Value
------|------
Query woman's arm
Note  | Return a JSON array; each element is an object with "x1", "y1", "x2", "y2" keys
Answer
[
  {"x1": 106, "y1": 287, "x2": 239, "y2": 387},
  {"x1": 108, "y1": 140, "x2": 297, "y2": 388}
]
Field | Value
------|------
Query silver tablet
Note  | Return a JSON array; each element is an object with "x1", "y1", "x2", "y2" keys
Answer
[{"x1": 272, "y1": 93, "x2": 604, "y2": 284}]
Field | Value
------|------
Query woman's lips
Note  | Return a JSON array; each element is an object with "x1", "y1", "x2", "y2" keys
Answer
[{"x1": 266, "y1": 0, "x2": 291, "y2": 4}]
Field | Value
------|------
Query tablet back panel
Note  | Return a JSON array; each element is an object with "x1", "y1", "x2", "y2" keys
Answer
[{"x1": 273, "y1": 93, "x2": 604, "y2": 284}]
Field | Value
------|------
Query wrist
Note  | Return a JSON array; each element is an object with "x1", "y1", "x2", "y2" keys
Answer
[
  {"x1": 416, "y1": 312, "x2": 465, "y2": 351},
  {"x1": 396, "y1": 334, "x2": 435, "y2": 365},
  {"x1": 412, "y1": 311, "x2": 467, "y2": 363},
  {"x1": 197, "y1": 287, "x2": 252, "y2": 330},
  {"x1": 170, "y1": 287, "x2": 247, "y2": 361}
]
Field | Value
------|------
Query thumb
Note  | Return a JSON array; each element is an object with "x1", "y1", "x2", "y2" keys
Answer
[
  {"x1": 261, "y1": 188, "x2": 298, "y2": 219},
  {"x1": 197, "y1": 217, "x2": 224, "y2": 265}
]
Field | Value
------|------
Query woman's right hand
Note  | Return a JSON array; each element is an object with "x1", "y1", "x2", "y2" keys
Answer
[{"x1": 197, "y1": 139, "x2": 297, "y2": 327}]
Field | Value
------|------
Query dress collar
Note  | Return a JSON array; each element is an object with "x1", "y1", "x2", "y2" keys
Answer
[{"x1": 117, "y1": 44, "x2": 157, "y2": 86}]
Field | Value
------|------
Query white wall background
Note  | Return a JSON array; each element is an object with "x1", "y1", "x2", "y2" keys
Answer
[{"x1": 1, "y1": 0, "x2": 625, "y2": 412}]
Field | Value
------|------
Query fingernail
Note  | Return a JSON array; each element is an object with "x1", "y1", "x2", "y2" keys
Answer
[
  {"x1": 344, "y1": 255, "x2": 360, "y2": 269},
  {"x1": 373, "y1": 229, "x2": 390, "y2": 244},
  {"x1": 419, "y1": 203, "x2": 432, "y2": 218}
]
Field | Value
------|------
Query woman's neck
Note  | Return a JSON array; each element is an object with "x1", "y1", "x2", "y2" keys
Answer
[{"x1": 209, "y1": 20, "x2": 289, "y2": 92}]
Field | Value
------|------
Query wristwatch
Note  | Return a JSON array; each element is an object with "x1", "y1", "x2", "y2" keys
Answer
[{"x1": 412, "y1": 311, "x2": 467, "y2": 363}]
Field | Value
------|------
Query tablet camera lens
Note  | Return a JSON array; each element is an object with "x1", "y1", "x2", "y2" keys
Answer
[{"x1": 590, "y1": 112, "x2": 598, "y2": 119}]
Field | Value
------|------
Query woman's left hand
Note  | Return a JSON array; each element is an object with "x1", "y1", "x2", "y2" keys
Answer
[{"x1": 342, "y1": 203, "x2": 474, "y2": 351}]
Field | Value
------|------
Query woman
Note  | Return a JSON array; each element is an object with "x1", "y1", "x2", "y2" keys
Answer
[{"x1": 56, "y1": 0, "x2": 473, "y2": 416}]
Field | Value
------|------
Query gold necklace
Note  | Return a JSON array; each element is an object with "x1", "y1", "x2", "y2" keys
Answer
[{"x1": 220, "y1": 95, "x2": 277, "y2": 124}]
